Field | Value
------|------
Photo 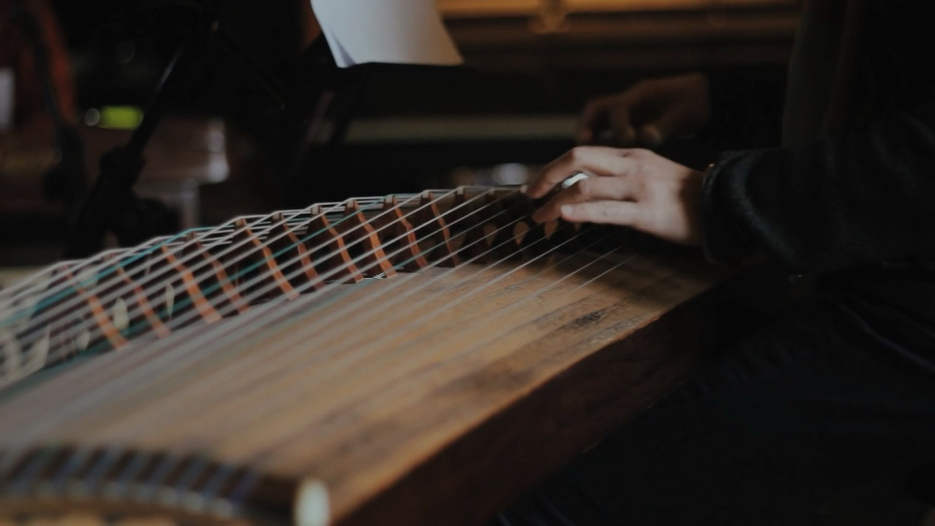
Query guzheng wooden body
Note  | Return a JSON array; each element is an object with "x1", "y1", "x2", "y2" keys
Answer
[{"x1": 0, "y1": 186, "x2": 719, "y2": 525}]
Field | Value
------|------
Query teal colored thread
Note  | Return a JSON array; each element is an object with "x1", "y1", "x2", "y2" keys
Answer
[
  {"x1": 66, "y1": 208, "x2": 365, "y2": 356},
  {"x1": 70, "y1": 201, "x2": 466, "y2": 357},
  {"x1": 0, "y1": 228, "x2": 202, "y2": 328},
  {"x1": 22, "y1": 194, "x2": 467, "y2": 361}
]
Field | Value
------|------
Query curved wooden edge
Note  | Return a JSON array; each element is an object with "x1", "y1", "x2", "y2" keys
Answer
[
  {"x1": 0, "y1": 495, "x2": 272, "y2": 525},
  {"x1": 0, "y1": 448, "x2": 297, "y2": 525},
  {"x1": 334, "y1": 287, "x2": 717, "y2": 526}
]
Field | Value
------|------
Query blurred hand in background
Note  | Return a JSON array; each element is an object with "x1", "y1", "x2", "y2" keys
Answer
[{"x1": 577, "y1": 72, "x2": 710, "y2": 147}]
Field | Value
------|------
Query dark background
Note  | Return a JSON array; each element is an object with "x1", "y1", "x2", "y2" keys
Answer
[{"x1": 2, "y1": 0, "x2": 797, "y2": 266}]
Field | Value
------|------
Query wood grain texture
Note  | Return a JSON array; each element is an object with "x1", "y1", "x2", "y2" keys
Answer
[{"x1": 0, "y1": 240, "x2": 719, "y2": 523}]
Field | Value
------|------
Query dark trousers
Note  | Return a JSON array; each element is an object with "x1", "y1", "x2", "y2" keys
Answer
[{"x1": 497, "y1": 303, "x2": 935, "y2": 525}]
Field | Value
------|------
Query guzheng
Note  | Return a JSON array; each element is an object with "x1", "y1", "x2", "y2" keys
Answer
[{"x1": 0, "y1": 186, "x2": 719, "y2": 525}]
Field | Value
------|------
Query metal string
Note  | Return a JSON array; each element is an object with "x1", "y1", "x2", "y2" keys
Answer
[
  {"x1": 51, "y1": 224, "x2": 601, "y2": 503},
  {"x1": 7, "y1": 188, "x2": 502, "y2": 393},
  {"x1": 179, "y1": 234, "x2": 612, "y2": 456},
  {"x1": 0, "y1": 202, "x2": 525, "y2": 444},
  {"x1": 0, "y1": 243, "x2": 163, "y2": 309},
  {"x1": 0, "y1": 213, "x2": 541, "y2": 502},
  {"x1": 89, "y1": 225, "x2": 595, "y2": 456},
  {"x1": 3, "y1": 188, "x2": 436, "y2": 352},
  {"x1": 0, "y1": 193, "x2": 525, "y2": 480},
  {"x1": 5, "y1": 190, "x2": 436, "y2": 360},
  {"x1": 139, "y1": 235, "x2": 622, "y2": 498},
  {"x1": 5, "y1": 187, "x2": 503, "y2": 388},
  {"x1": 191, "y1": 237, "x2": 626, "y2": 504},
  {"x1": 0, "y1": 193, "x2": 631, "y2": 508},
  {"x1": 246, "y1": 245, "x2": 631, "y2": 467},
  {"x1": 1, "y1": 225, "x2": 227, "y2": 327},
  {"x1": 112, "y1": 209, "x2": 532, "y2": 405},
  {"x1": 27, "y1": 186, "x2": 500, "y2": 371},
  {"x1": 0, "y1": 192, "x2": 457, "y2": 477},
  {"x1": 102, "y1": 188, "x2": 493, "y2": 356}
]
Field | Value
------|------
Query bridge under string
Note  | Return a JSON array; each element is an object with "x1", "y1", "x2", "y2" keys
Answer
[
  {"x1": 0, "y1": 186, "x2": 572, "y2": 389},
  {"x1": 0, "y1": 183, "x2": 678, "y2": 524},
  {"x1": 0, "y1": 186, "x2": 597, "y2": 437}
]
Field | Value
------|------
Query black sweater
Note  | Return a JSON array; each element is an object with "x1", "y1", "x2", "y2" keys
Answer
[{"x1": 701, "y1": 1, "x2": 935, "y2": 370}]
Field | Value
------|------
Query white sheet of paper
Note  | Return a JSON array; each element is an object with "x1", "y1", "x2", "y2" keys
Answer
[
  {"x1": 0, "y1": 69, "x2": 14, "y2": 132},
  {"x1": 311, "y1": 0, "x2": 463, "y2": 68}
]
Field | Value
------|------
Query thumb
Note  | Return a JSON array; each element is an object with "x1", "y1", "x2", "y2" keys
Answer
[
  {"x1": 636, "y1": 107, "x2": 689, "y2": 146},
  {"x1": 608, "y1": 107, "x2": 637, "y2": 145},
  {"x1": 577, "y1": 97, "x2": 613, "y2": 144}
]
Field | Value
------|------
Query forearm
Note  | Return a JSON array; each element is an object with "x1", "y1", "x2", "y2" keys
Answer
[{"x1": 703, "y1": 101, "x2": 935, "y2": 273}]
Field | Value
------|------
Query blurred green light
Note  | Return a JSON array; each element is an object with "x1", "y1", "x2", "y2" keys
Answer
[{"x1": 98, "y1": 106, "x2": 143, "y2": 130}]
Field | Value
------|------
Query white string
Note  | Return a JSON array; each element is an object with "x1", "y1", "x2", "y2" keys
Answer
[
  {"x1": 0, "y1": 190, "x2": 491, "y2": 477},
  {"x1": 2, "y1": 193, "x2": 403, "y2": 355},
  {"x1": 81, "y1": 224, "x2": 595, "y2": 454},
  {"x1": 0, "y1": 204, "x2": 551, "y2": 492},
  {"x1": 94, "y1": 234, "x2": 621, "y2": 499},
  {"x1": 174, "y1": 234, "x2": 614, "y2": 456},
  {"x1": 2, "y1": 188, "x2": 438, "y2": 353},
  {"x1": 0, "y1": 245, "x2": 156, "y2": 306},
  {"x1": 0, "y1": 193, "x2": 620, "y2": 508},
  {"x1": 248, "y1": 245, "x2": 631, "y2": 463},
  {"x1": 5, "y1": 189, "x2": 476, "y2": 372},
  {"x1": 20, "y1": 226, "x2": 602, "y2": 502},
  {"x1": 0, "y1": 193, "x2": 526, "y2": 445},
  {"x1": 1, "y1": 220, "x2": 250, "y2": 328},
  {"x1": 28, "y1": 188, "x2": 499, "y2": 372}
]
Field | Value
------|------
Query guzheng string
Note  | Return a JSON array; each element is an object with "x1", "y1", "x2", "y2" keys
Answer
[
  {"x1": 242, "y1": 245, "x2": 632, "y2": 473},
  {"x1": 5, "y1": 223, "x2": 610, "y2": 504},
  {"x1": 4, "y1": 203, "x2": 550, "y2": 440},
  {"x1": 234, "y1": 243, "x2": 633, "y2": 510},
  {"x1": 72, "y1": 201, "x2": 529, "y2": 423},
  {"x1": 3, "y1": 223, "x2": 233, "y2": 326},
  {"x1": 20, "y1": 187, "x2": 505, "y2": 376},
  {"x1": 2, "y1": 188, "x2": 466, "y2": 363},
  {"x1": 0, "y1": 188, "x2": 433, "y2": 350},
  {"x1": 1, "y1": 196, "x2": 350, "y2": 320},
  {"x1": 146, "y1": 237, "x2": 624, "y2": 503},
  {"x1": 181, "y1": 236, "x2": 616, "y2": 445},
  {"x1": 0, "y1": 189, "x2": 532, "y2": 442},
  {"x1": 110, "y1": 226, "x2": 601, "y2": 442},
  {"x1": 33, "y1": 186, "x2": 497, "y2": 365},
  {"x1": 128, "y1": 188, "x2": 509, "y2": 344},
  {"x1": 1, "y1": 217, "x2": 592, "y2": 448},
  {"x1": 0, "y1": 209, "x2": 526, "y2": 493},
  {"x1": 0, "y1": 186, "x2": 636, "y2": 512},
  {"x1": 5, "y1": 191, "x2": 512, "y2": 482},
  {"x1": 0, "y1": 230, "x2": 592, "y2": 508},
  {"x1": 1, "y1": 187, "x2": 512, "y2": 387}
]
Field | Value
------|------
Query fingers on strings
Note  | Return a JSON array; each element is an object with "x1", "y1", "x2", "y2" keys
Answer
[{"x1": 524, "y1": 146, "x2": 641, "y2": 199}]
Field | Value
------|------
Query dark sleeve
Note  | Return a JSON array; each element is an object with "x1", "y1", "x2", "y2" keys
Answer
[
  {"x1": 699, "y1": 68, "x2": 787, "y2": 151},
  {"x1": 702, "y1": 101, "x2": 935, "y2": 273}
]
